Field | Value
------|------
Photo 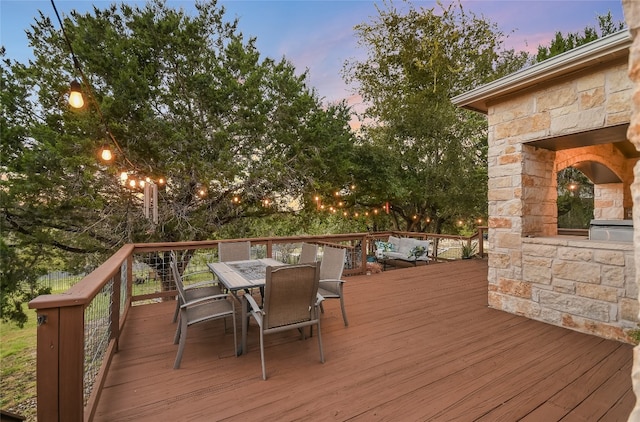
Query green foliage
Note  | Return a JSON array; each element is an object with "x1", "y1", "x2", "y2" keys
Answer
[
  {"x1": 557, "y1": 167, "x2": 594, "y2": 229},
  {"x1": 216, "y1": 209, "x2": 368, "y2": 239},
  {"x1": 0, "y1": 305, "x2": 38, "y2": 420},
  {"x1": 343, "y1": 0, "x2": 520, "y2": 233},
  {"x1": 535, "y1": 11, "x2": 626, "y2": 62},
  {"x1": 627, "y1": 326, "x2": 640, "y2": 345},
  {"x1": 461, "y1": 242, "x2": 477, "y2": 259},
  {"x1": 1, "y1": 0, "x2": 355, "y2": 324},
  {"x1": 0, "y1": 238, "x2": 51, "y2": 327}
]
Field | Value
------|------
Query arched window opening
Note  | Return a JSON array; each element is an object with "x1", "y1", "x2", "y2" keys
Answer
[{"x1": 557, "y1": 167, "x2": 594, "y2": 229}]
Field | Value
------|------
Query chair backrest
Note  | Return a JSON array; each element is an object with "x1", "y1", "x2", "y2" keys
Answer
[
  {"x1": 262, "y1": 263, "x2": 320, "y2": 330},
  {"x1": 218, "y1": 241, "x2": 251, "y2": 262},
  {"x1": 299, "y1": 242, "x2": 318, "y2": 263},
  {"x1": 319, "y1": 246, "x2": 346, "y2": 281},
  {"x1": 169, "y1": 251, "x2": 187, "y2": 302}
]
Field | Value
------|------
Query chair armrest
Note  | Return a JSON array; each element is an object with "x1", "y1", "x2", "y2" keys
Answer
[
  {"x1": 180, "y1": 293, "x2": 229, "y2": 308},
  {"x1": 183, "y1": 279, "x2": 216, "y2": 290},
  {"x1": 320, "y1": 278, "x2": 346, "y2": 285},
  {"x1": 319, "y1": 278, "x2": 345, "y2": 284},
  {"x1": 243, "y1": 293, "x2": 263, "y2": 314}
]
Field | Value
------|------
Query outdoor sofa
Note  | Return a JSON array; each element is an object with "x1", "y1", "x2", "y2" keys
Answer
[{"x1": 375, "y1": 235, "x2": 432, "y2": 268}]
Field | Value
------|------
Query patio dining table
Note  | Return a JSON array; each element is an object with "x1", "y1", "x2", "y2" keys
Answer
[
  {"x1": 207, "y1": 258, "x2": 288, "y2": 355},
  {"x1": 207, "y1": 258, "x2": 287, "y2": 301}
]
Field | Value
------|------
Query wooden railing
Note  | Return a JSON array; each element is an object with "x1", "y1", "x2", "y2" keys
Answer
[{"x1": 28, "y1": 229, "x2": 486, "y2": 421}]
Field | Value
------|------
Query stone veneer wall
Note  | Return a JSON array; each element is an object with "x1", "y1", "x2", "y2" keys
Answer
[
  {"x1": 623, "y1": 0, "x2": 640, "y2": 420},
  {"x1": 518, "y1": 237, "x2": 635, "y2": 339},
  {"x1": 487, "y1": 45, "x2": 637, "y2": 342}
]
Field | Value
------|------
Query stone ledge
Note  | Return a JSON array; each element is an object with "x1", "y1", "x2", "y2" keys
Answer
[{"x1": 522, "y1": 235, "x2": 633, "y2": 251}]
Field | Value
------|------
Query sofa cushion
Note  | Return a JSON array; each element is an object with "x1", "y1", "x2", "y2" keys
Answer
[
  {"x1": 387, "y1": 236, "x2": 401, "y2": 251},
  {"x1": 385, "y1": 251, "x2": 415, "y2": 261},
  {"x1": 410, "y1": 240, "x2": 431, "y2": 260},
  {"x1": 375, "y1": 240, "x2": 395, "y2": 252},
  {"x1": 397, "y1": 237, "x2": 415, "y2": 256}
]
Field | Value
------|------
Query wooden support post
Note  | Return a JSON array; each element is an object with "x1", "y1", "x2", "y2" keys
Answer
[
  {"x1": 58, "y1": 305, "x2": 84, "y2": 421},
  {"x1": 35, "y1": 308, "x2": 60, "y2": 422},
  {"x1": 35, "y1": 304, "x2": 84, "y2": 421}
]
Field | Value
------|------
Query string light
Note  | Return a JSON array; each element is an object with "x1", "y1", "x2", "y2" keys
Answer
[
  {"x1": 68, "y1": 80, "x2": 84, "y2": 108},
  {"x1": 99, "y1": 145, "x2": 113, "y2": 162},
  {"x1": 51, "y1": 0, "x2": 142, "y2": 178}
]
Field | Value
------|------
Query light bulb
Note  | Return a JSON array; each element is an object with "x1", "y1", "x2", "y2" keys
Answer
[
  {"x1": 68, "y1": 80, "x2": 84, "y2": 108},
  {"x1": 100, "y1": 147, "x2": 113, "y2": 162}
]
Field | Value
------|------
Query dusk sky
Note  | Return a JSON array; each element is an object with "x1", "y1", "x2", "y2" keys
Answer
[{"x1": 0, "y1": 0, "x2": 627, "y2": 106}]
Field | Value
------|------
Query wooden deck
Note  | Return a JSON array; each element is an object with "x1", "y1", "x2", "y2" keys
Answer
[{"x1": 94, "y1": 259, "x2": 635, "y2": 421}]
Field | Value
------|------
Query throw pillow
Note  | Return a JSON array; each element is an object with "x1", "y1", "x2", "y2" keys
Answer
[
  {"x1": 375, "y1": 241, "x2": 394, "y2": 252},
  {"x1": 408, "y1": 245, "x2": 426, "y2": 258}
]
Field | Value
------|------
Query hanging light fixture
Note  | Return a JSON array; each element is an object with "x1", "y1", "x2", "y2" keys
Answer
[
  {"x1": 68, "y1": 80, "x2": 84, "y2": 108},
  {"x1": 99, "y1": 144, "x2": 113, "y2": 162}
]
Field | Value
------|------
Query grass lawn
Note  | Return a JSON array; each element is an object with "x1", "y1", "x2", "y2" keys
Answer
[{"x1": 1, "y1": 306, "x2": 38, "y2": 421}]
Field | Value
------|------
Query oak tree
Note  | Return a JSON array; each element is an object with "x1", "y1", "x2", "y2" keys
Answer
[
  {"x1": 0, "y1": 0, "x2": 354, "y2": 324},
  {"x1": 343, "y1": 1, "x2": 528, "y2": 233}
]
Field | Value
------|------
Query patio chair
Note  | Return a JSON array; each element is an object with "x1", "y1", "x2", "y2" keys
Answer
[
  {"x1": 299, "y1": 242, "x2": 318, "y2": 263},
  {"x1": 218, "y1": 240, "x2": 251, "y2": 262},
  {"x1": 318, "y1": 246, "x2": 349, "y2": 326},
  {"x1": 171, "y1": 251, "x2": 223, "y2": 323},
  {"x1": 218, "y1": 240, "x2": 255, "y2": 297},
  {"x1": 170, "y1": 255, "x2": 237, "y2": 369},
  {"x1": 241, "y1": 263, "x2": 324, "y2": 380}
]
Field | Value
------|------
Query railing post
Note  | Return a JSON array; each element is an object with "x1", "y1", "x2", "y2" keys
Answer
[
  {"x1": 34, "y1": 307, "x2": 59, "y2": 421},
  {"x1": 265, "y1": 239, "x2": 273, "y2": 258},
  {"x1": 33, "y1": 303, "x2": 84, "y2": 422},
  {"x1": 127, "y1": 254, "x2": 134, "y2": 305},
  {"x1": 111, "y1": 266, "x2": 122, "y2": 352},
  {"x1": 59, "y1": 305, "x2": 84, "y2": 421},
  {"x1": 477, "y1": 226, "x2": 487, "y2": 256},
  {"x1": 360, "y1": 234, "x2": 368, "y2": 273}
]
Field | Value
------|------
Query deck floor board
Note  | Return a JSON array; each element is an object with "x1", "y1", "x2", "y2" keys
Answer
[{"x1": 94, "y1": 259, "x2": 634, "y2": 421}]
